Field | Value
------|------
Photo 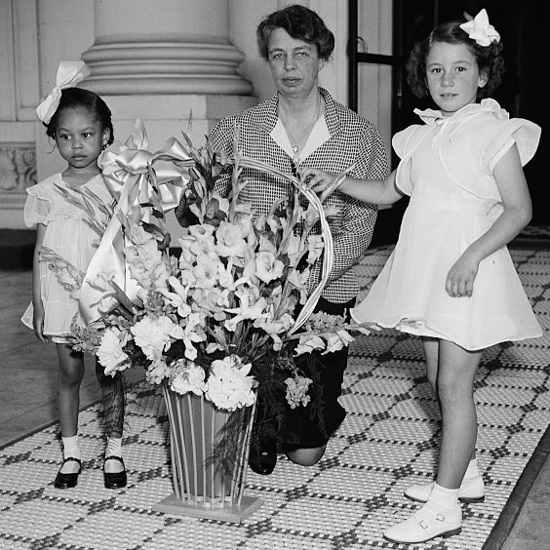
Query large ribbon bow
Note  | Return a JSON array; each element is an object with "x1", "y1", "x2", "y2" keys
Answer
[
  {"x1": 79, "y1": 119, "x2": 192, "y2": 323},
  {"x1": 36, "y1": 60, "x2": 91, "y2": 123},
  {"x1": 459, "y1": 9, "x2": 500, "y2": 47}
]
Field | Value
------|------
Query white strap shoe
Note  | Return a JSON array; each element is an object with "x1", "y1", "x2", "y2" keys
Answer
[
  {"x1": 405, "y1": 473, "x2": 485, "y2": 503},
  {"x1": 383, "y1": 501, "x2": 462, "y2": 544}
]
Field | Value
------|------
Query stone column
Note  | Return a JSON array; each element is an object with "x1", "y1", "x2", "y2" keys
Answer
[
  {"x1": 56, "y1": 0, "x2": 256, "y2": 236},
  {"x1": 80, "y1": 0, "x2": 252, "y2": 97}
]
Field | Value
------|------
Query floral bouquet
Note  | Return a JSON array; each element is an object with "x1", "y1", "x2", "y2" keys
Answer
[{"x1": 52, "y1": 120, "x2": 370, "y2": 469}]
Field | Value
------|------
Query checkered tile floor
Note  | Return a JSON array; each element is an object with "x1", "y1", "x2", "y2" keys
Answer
[{"x1": 1, "y1": 246, "x2": 549, "y2": 550}]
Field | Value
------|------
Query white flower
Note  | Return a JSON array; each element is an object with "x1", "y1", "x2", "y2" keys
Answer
[
  {"x1": 205, "y1": 355, "x2": 257, "y2": 411},
  {"x1": 254, "y1": 251, "x2": 285, "y2": 283},
  {"x1": 294, "y1": 334, "x2": 326, "y2": 356},
  {"x1": 161, "y1": 276, "x2": 192, "y2": 318},
  {"x1": 189, "y1": 223, "x2": 215, "y2": 241},
  {"x1": 193, "y1": 255, "x2": 222, "y2": 289},
  {"x1": 131, "y1": 315, "x2": 184, "y2": 361},
  {"x1": 307, "y1": 234, "x2": 324, "y2": 264},
  {"x1": 285, "y1": 375, "x2": 312, "y2": 409},
  {"x1": 214, "y1": 220, "x2": 248, "y2": 258},
  {"x1": 282, "y1": 233, "x2": 302, "y2": 266},
  {"x1": 145, "y1": 358, "x2": 170, "y2": 384},
  {"x1": 96, "y1": 327, "x2": 130, "y2": 375},
  {"x1": 180, "y1": 312, "x2": 206, "y2": 360},
  {"x1": 170, "y1": 359, "x2": 206, "y2": 396}
]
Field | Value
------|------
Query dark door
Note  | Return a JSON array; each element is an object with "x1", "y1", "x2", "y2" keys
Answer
[{"x1": 348, "y1": 0, "x2": 548, "y2": 243}]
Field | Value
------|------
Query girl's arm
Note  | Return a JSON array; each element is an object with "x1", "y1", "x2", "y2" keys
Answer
[
  {"x1": 446, "y1": 144, "x2": 533, "y2": 297},
  {"x1": 305, "y1": 168, "x2": 402, "y2": 206},
  {"x1": 31, "y1": 223, "x2": 48, "y2": 342}
]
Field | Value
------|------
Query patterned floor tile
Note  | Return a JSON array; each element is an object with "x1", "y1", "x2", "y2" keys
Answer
[{"x1": 1, "y1": 246, "x2": 549, "y2": 549}]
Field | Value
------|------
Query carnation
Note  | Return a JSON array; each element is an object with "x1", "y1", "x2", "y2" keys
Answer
[
  {"x1": 96, "y1": 327, "x2": 130, "y2": 376},
  {"x1": 131, "y1": 315, "x2": 185, "y2": 361},
  {"x1": 170, "y1": 359, "x2": 206, "y2": 396},
  {"x1": 205, "y1": 355, "x2": 257, "y2": 411}
]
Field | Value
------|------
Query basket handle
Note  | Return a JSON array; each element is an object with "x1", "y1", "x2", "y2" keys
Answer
[{"x1": 235, "y1": 156, "x2": 334, "y2": 334}]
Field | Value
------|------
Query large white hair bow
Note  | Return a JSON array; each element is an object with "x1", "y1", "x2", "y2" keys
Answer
[
  {"x1": 460, "y1": 9, "x2": 500, "y2": 47},
  {"x1": 36, "y1": 60, "x2": 91, "y2": 124}
]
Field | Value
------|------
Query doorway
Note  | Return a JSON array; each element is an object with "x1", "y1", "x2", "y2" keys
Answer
[{"x1": 348, "y1": 0, "x2": 548, "y2": 244}]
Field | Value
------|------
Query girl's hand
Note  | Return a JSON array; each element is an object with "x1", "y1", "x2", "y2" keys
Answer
[
  {"x1": 446, "y1": 252, "x2": 480, "y2": 297},
  {"x1": 303, "y1": 168, "x2": 340, "y2": 194},
  {"x1": 32, "y1": 304, "x2": 48, "y2": 343}
]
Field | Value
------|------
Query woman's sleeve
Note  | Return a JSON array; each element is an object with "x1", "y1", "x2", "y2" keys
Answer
[
  {"x1": 23, "y1": 184, "x2": 51, "y2": 227},
  {"x1": 323, "y1": 122, "x2": 389, "y2": 284},
  {"x1": 483, "y1": 118, "x2": 541, "y2": 172},
  {"x1": 209, "y1": 117, "x2": 237, "y2": 199}
]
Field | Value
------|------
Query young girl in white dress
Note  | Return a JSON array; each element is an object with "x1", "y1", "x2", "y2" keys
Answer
[
  {"x1": 305, "y1": 9, "x2": 541, "y2": 544},
  {"x1": 22, "y1": 62, "x2": 127, "y2": 490}
]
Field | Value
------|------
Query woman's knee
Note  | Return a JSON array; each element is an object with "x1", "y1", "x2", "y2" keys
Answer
[{"x1": 285, "y1": 445, "x2": 327, "y2": 467}]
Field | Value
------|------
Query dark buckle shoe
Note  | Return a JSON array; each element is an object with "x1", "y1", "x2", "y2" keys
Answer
[
  {"x1": 54, "y1": 457, "x2": 82, "y2": 489},
  {"x1": 103, "y1": 456, "x2": 127, "y2": 489},
  {"x1": 248, "y1": 437, "x2": 277, "y2": 476}
]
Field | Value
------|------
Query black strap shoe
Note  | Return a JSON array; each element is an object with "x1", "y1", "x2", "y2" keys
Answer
[
  {"x1": 103, "y1": 456, "x2": 127, "y2": 489},
  {"x1": 54, "y1": 457, "x2": 82, "y2": 489}
]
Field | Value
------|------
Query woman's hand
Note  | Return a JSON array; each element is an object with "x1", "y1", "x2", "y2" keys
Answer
[{"x1": 445, "y1": 251, "x2": 480, "y2": 297}]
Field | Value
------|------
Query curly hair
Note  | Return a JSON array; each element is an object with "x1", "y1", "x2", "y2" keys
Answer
[
  {"x1": 406, "y1": 19, "x2": 505, "y2": 100},
  {"x1": 45, "y1": 87, "x2": 114, "y2": 145},
  {"x1": 256, "y1": 4, "x2": 334, "y2": 61}
]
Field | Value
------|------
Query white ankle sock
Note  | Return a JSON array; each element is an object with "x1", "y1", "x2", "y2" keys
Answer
[
  {"x1": 62, "y1": 435, "x2": 80, "y2": 460},
  {"x1": 106, "y1": 437, "x2": 122, "y2": 458},
  {"x1": 429, "y1": 483, "x2": 459, "y2": 509},
  {"x1": 463, "y1": 458, "x2": 480, "y2": 480}
]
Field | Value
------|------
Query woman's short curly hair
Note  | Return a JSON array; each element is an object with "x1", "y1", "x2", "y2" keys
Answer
[
  {"x1": 45, "y1": 87, "x2": 114, "y2": 145},
  {"x1": 256, "y1": 4, "x2": 334, "y2": 61},
  {"x1": 406, "y1": 20, "x2": 505, "y2": 100}
]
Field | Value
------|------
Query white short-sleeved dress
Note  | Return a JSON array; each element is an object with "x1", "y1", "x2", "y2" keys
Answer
[
  {"x1": 21, "y1": 173, "x2": 111, "y2": 341},
  {"x1": 352, "y1": 99, "x2": 542, "y2": 351}
]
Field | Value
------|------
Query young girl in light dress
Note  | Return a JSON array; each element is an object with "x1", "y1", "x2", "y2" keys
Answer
[
  {"x1": 306, "y1": 9, "x2": 541, "y2": 544},
  {"x1": 22, "y1": 61, "x2": 127, "y2": 490}
]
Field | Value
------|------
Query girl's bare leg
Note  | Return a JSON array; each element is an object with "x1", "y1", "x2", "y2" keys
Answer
[
  {"x1": 421, "y1": 337, "x2": 478, "y2": 465},
  {"x1": 435, "y1": 340, "x2": 482, "y2": 488}
]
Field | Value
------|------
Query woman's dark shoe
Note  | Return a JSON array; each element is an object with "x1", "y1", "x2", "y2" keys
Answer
[
  {"x1": 103, "y1": 456, "x2": 127, "y2": 489},
  {"x1": 54, "y1": 457, "x2": 82, "y2": 489},
  {"x1": 248, "y1": 437, "x2": 277, "y2": 475}
]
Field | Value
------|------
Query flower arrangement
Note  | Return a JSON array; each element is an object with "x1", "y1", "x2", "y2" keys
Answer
[{"x1": 53, "y1": 120, "x2": 369, "y2": 463}]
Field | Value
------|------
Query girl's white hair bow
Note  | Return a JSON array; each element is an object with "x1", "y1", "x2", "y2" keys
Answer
[
  {"x1": 459, "y1": 9, "x2": 500, "y2": 47},
  {"x1": 36, "y1": 60, "x2": 91, "y2": 124}
]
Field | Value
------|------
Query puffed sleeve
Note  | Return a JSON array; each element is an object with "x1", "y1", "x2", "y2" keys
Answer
[
  {"x1": 392, "y1": 124, "x2": 426, "y2": 196},
  {"x1": 392, "y1": 125, "x2": 422, "y2": 159},
  {"x1": 23, "y1": 183, "x2": 52, "y2": 227},
  {"x1": 482, "y1": 118, "x2": 541, "y2": 171}
]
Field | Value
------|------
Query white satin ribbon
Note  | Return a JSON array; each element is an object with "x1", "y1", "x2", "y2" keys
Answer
[
  {"x1": 36, "y1": 61, "x2": 91, "y2": 123},
  {"x1": 460, "y1": 9, "x2": 500, "y2": 47},
  {"x1": 79, "y1": 119, "x2": 192, "y2": 324}
]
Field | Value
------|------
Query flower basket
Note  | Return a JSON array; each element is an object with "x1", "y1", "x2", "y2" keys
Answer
[
  {"x1": 60, "y1": 120, "x2": 372, "y2": 523},
  {"x1": 153, "y1": 381, "x2": 262, "y2": 522}
]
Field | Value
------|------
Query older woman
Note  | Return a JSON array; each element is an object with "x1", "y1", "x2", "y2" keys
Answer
[{"x1": 177, "y1": 4, "x2": 388, "y2": 473}]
